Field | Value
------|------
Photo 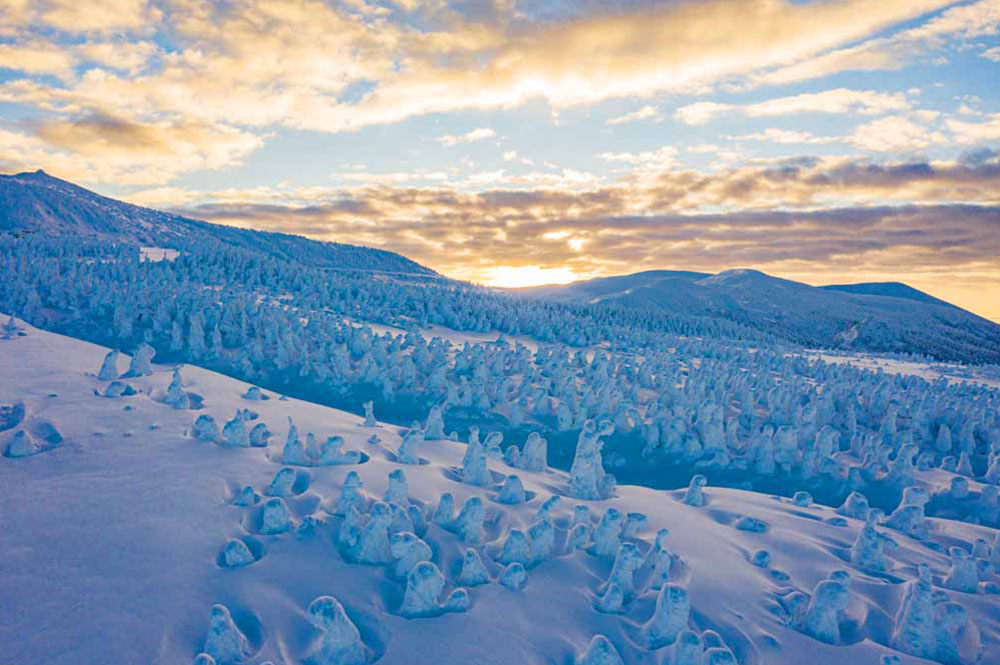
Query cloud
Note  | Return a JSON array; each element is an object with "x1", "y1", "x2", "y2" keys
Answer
[
  {"x1": 120, "y1": 153, "x2": 1000, "y2": 303},
  {"x1": 849, "y1": 115, "x2": 947, "y2": 152},
  {"x1": 600, "y1": 146, "x2": 678, "y2": 169},
  {"x1": 0, "y1": 0, "x2": 957, "y2": 137},
  {"x1": 0, "y1": 40, "x2": 77, "y2": 75},
  {"x1": 675, "y1": 88, "x2": 910, "y2": 125},
  {"x1": 438, "y1": 127, "x2": 497, "y2": 146},
  {"x1": 751, "y1": 0, "x2": 1000, "y2": 86},
  {"x1": 947, "y1": 114, "x2": 1000, "y2": 143},
  {"x1": 982, "y1": 46, "x2": 1000, "y2": 61},
  {"x1": 726, "y1": 128, "x2": 837, "y2": 144},
  {"x1": 0, "y1": 114, "x2": 262, "y2": 184},
  {"x1": 607, "y1": 105, "x2": 661, "y2": 125},
  {"x1": 0, "y1": 0, "x2": 157, "y2": 34}
]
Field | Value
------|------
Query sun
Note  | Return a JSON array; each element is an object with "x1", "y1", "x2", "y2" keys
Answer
[{"x1": 477, "y1": 265, "x2": 582, "y2": 288}]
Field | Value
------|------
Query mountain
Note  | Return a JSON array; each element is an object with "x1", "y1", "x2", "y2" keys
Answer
[
  {"x1": 0, "y1": 170, "x2": 436, "y2": 276},
  {"x1": 821, "y1": 281, "x2": 956, "y2": 308},
  {"x1": 516, "y1": 268, "x2": 1000, "y2": 363}
]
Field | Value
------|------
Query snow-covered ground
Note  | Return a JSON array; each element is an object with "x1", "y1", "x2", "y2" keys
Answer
[
  {"x1": 2, "y1": 319, "x2": 998, "y2": 665},
  {"x1": 809, "y1": 352, "x2": 1000, "y2": 390},
  {"x1": 140, "y1": 246, "x2": 181, "y2": 262}
]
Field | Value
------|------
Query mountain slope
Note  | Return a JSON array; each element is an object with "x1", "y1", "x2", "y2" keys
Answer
[
  {"x1": 517, "y1": 269, "x2": 1000, "y2": 363},
  {"x1": 822, "y1": 281, "x2": 956, "y2": 308},
  {"x1": 0, "y1": 170, "x2": 436, "y2": 276},
  {"x1": 3, "y1": 319, "x2": 997, "y2": 665}
]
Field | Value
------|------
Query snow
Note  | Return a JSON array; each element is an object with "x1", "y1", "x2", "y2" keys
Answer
[
  {"x1": 2, "y1": 319, "x2": 999, "y2": 665},
  {"x1": 809, "y1": 352, "x2": 1000, "y2": 390},
  {"x1": 140, "y1": 246, "x2": 180, "y2": 262}
]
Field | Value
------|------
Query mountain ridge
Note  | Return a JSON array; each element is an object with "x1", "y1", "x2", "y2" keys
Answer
[
  {"x1": 514, "y1": 268, "x2": 1000, "y2": 362},
  {"x1": 0, "y1": 170, "x2": 437, "y2": 277}
]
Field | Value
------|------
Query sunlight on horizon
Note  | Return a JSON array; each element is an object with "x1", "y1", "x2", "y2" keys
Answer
[{"x1": 478, "y1": 265, "x2": 584, "y2": 288}]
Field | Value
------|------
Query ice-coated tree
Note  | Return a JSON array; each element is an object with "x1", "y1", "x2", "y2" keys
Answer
[
  {"x1": 193, "y1": 415, "x2": 219, "y2": 442},
  {"x1": 233, "y1": 485, "x2": 258, "y2": 507},
  {"x1": 528, "y1": 520, "x2": 555, "y2": 561},
  {"x1": 432, "y1": 492, "x2": 455, "y2": 526},
  {"x1": 124, "y1": 342, "x2": 156, "y2": 377},
  {"x1": 389, "y1": 531, "x2": 432, "y2": 580},
  {"x1": 398, "y1": 428, "x2": 424, "y2": 464},
  {"x1": 221, "y1": 412, "x2": 249, "y2": 448},
  {"x1": 577, "y1": 635, "x2": 625, "y2": 665},
  {"x1": 703, "y1": 647, "x2": 737, "y2": 665},
  {"x1": 221, "y1": 539, "x2": 255, "y2": 568},
  {"x1": 851, "y1": 509, "x2": 895, "y2": 570},
  {"x1": 363, "y1": 400, "x2": 377, "y2": 428},
  {"x1": 164, "y1": 367, "x2": 189, "y2": 409},
  {"x1": 307, "y1": 596, "x2": 366, "y2": 665},
  {"x1": 97, "y1": 349, "x2": 119, "y2": 380},
  {"x1": 933, "y1": 602, "x2": 968, "y2": 665},
  {"x1": 317, "y1": 435, "x2": 360, "y2": 465},
  {"x1": 242, "y1": 385, "x2": 266, "y2": 401},
  {"x1": 672, "y1": 630, "x2": 704, "y2": 665},
  {"x1": 248, "y1": 423, "x2": 270, "y2": 448},
  {"x1": 399, "y1": 561, "x2": 446, "y2": 617},
  {"x1": 338, "y1": 505, "x2": 365, "y2": 549},
  {"x1": 606, "y1": 543, "x2": 642, "y2": 599},
  {"x1": 458, "y1": 548, "x2": 490, "y2": 586},
  {"x1": 682, "y1": 475, "x2": 707, "y2": 507},
  {"x1": 384, "y1": 469, "x2": 408, "y2": 505},
  {"x1": 260, "y1": 497, "x2": 292, "y2": 535},
  {"x1": 569, "y1": 419, "x2": 615, "y2": 500},
  {"x1": 203, "y1": 604, "x2": 252, "y2": 664},
  {"x1": 442, "y1": 588, "x2": 470, "y2": 613},
  {"x1": 943, "y1": 547, "x2": 978, "y2": 593},
  {"x1": 519, "y1": 432, "x2": 548, "y2": 472},
  {"x1": 569, "y1": 523, "x2": 592, "y2": 549},
  {"x1": 534, "y1": 495, "x2": 560, "y2": 525},
  {"x1": 500, "y1": 562, "x2": 527, "y2": 590},
  {"x1": 266, "y1": 467, "x2": 296, "y2": 497},
  {"x1": 592, "y1": 508, "x2": 624, "y2": 557},
  {"x1": 836, "y1": 491, "x2": 870, "y2": 520},
  {"x1": 2, "y1": 315, "x2": 20, "y2": 340},
  {"x1": 644, "y1": 584, "x2": 690, "y2": 648},
  {"x1": 461, "y1": 427, "x2": 494, "y2": 487},
  {"x1": 596, "y1": 582, "x2": 625, "y2": 613},
  {"x1": 497, "y1": 475, "x2": 527, "y2": 504},
  {"x1": 424, "y1": 404, "x2": 446, "y2": 439},
  {"x1": 336, "y1": 471, "x2": 366, "y2": 516},
  {"x1": 801, "y1": 577, "x2": 850, "y2": 644},
  {"x1": 355, "y1": 502, "x2": 393, "y2": 564},
  {"x1": 891, "y1": 564, "x2": 936, "y2": 659},
  {"x1": 6, "y1": 430, "x2": 39, "y2": 458},
  {"x1": 282, "y1": 418, "x2": 311, "y2": 465},
  {"x1": 622, "y1": 512, "x2": 648, "y2": 539},
  {"x1": 497, "y1": 529, "x2": 532, "y2": 566}
]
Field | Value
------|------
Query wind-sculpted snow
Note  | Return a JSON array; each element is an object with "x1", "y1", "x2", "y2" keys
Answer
[{"x1": 3, "y1": 321, "x2": 1000, "y2": 665}]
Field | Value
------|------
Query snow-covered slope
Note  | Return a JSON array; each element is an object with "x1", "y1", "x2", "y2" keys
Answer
[
  {"x1": 0, "y1": 170, "x2": 436, "y2": 276},
  {"x1": 516, "y1": 269, "x2": 1000, "y2": 364},
  {"x1": 821, "y1": 282, "x2": 957, "y2": 309},
  {"x1": 3, "y1": 318, "x2": 999, "y2": 665}
]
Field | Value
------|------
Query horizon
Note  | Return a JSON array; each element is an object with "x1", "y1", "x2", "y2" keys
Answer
[
  {"x1": 1, "y1": 1, "x2": 999, "y2": 321},
  {"x1": 5, "y1": 164, "x2": 1000, "y2": 323}
]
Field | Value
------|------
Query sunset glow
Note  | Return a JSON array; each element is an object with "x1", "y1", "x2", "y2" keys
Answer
[{"x1": 1, "y1": 0, "x2": 999, "y2": 318}]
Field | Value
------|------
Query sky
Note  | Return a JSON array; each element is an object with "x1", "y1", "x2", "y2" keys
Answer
[{"x1": 1, "y1": 0, "x2": 1000, "y2": 321}]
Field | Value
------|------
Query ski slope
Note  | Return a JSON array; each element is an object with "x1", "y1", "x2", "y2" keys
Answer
[{"x1": 1, "y1": 319, "x2": 998, "y2": 665}]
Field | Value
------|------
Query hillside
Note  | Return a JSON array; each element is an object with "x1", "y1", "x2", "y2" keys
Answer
[
  {"x1": 3, "y1": 318, "x2": 999, "y2": 665},
  {"x1": 0, "y1": 170, "x2": 436, "y2": 276},
  {"x1": 516, "y1": 269, "x2": 1000, "y2": 364}
]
